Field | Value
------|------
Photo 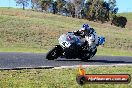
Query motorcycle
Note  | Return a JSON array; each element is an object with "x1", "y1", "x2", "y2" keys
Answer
[{"x1": 46, "y1": 32, "x2": 105, "y2": 61}]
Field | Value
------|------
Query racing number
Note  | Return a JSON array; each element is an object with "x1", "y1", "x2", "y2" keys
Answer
[{"x1": 62, "y1": 41, "x2": 70, "y2": 47}]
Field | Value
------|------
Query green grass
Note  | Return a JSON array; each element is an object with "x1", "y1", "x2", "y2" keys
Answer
[
  {"x1": 97, "y1": 47, "x2": 132, "y2": 56},
  {"x1": 0, "y1": 66, "x2": 132, "y2": 88},
  {"x1": 118, "y1": 12, "x2": 132, "y2": 20},
  {"x1": 0, "y1": 47, "x2": 46, "y2": 53},
  {"x1": 0, "y1": 8, "x2": 132, "y2": 56}
]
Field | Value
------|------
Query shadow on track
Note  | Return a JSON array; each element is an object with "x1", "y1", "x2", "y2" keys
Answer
[{"x1": 57, "y1": 59, "x2": 132, "y2": 64}]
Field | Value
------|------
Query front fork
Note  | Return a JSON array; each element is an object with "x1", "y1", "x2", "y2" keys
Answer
[{"x1": 55, "y1": 45, "x2": 63, "y2": 56}]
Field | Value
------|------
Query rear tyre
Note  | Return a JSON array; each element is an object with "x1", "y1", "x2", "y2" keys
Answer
[
  {"x1": 46, "y1": 46, "x2": 62, "y2": 60},
  {"x1": 81, "y1": 48, "x2": 97, "y2": 61},
  {"x1": 90, "y1": 48, "x2": 97, "y2": 58}
]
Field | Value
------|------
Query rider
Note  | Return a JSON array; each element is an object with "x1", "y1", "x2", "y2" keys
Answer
[
  {"x1": 73, "y1": 24, "x2": 99, "y2": 47},
  {"x1": 64, "y1": 24, "x2": 99, "y2": 57}
]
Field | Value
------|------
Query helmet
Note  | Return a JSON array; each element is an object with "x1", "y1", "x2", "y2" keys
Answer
[
  {"x1": 82, "y1": 24, "x2": 89, "y2": 30},
  {"x1": 79, "y1": 24, "x2": 90, "y2": 35}
]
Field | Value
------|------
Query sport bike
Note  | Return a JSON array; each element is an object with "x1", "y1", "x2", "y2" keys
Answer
[{"x1": 46, "y1": 32, "x2": 105, "y2": 61}]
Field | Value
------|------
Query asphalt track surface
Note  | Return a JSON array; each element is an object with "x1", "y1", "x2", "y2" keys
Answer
[{"x1": 0, "y1": 52, "x2": 132, "y2": 69}]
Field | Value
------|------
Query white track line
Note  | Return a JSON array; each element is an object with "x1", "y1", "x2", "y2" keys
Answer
[
  {"x1": 0, "y1": 64, "x2": 132, "y2": 70},
  {"x1": 53, "y1": 64, "x2": 132, "y2": 69}
]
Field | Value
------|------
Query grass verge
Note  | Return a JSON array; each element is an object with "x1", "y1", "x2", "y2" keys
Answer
[
  {"x1": 0, "y1": 47, "x2": 132, "y2": 56},
  {"x1": 0, "y1": 66, "x2": 132, "y2": 88},
  {"x1": 97, "y1": 47, "x2": 132, "y2": 56},
  {"x1": 0, "y1": 47, "x2": 47, "y2": 53}
]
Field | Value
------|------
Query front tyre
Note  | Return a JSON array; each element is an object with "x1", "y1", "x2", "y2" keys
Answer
[{"x1": 46, "y1": 46, "x2": 62, "y2": 60}]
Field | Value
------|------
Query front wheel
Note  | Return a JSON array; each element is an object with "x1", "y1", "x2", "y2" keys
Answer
[{"x1": 46, "y1": 46, "x2": 62, "y2": 60}]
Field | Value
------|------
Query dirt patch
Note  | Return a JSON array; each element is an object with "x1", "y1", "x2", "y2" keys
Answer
[{"x1": 126, "y1": 21, "x2": 132, "y2": 29}]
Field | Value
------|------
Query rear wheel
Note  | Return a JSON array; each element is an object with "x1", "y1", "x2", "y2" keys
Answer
[
  {"x1": 81, "y1": 48, "x2": 97, "y2": 61},
  {"x1": 90, "y1": 48, "x2": 97, "y2": 58},
  {"x1": 46, "y1": 46, "x2": 62, "y2": 60}
]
